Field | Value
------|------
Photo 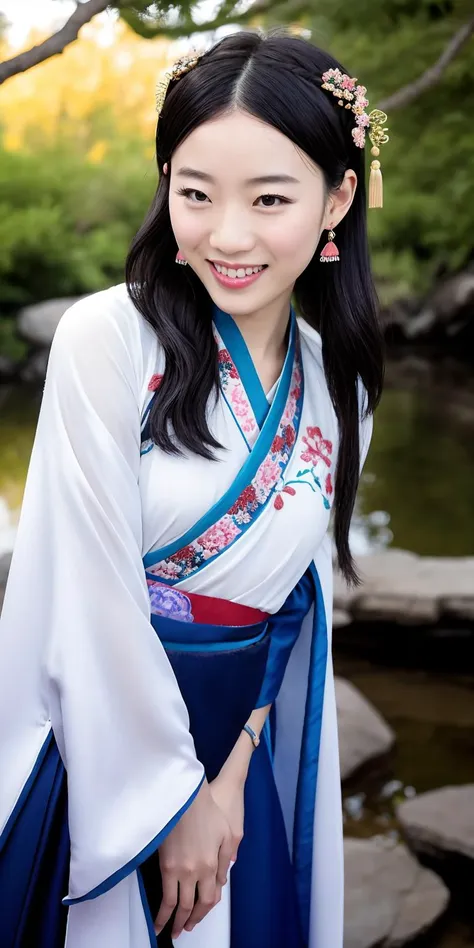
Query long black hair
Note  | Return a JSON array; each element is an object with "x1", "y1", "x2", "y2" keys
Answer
[{"x1": 125, "y1": 29, "x2": 384, "y2": 586}]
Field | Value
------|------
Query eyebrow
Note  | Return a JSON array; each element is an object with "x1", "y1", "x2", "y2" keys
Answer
[{"x1": 175, "y1": 167, "x2": 300, "y2": 186}]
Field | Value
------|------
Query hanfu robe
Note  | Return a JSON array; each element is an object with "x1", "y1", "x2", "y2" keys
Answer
[{"x1": 0, "y1": 282, "x2": 372, "y2": 948}]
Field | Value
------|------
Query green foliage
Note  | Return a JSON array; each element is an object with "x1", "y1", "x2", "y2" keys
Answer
[
  {"x1": 0, "y1": 134, "x2": 156, "y2": 312},
  {"x1": 292, "y1": 0, "x2": 474, "y2": 300},
  {"x1": 1, "y1": 0, "x2": 473, "y2": 336}
]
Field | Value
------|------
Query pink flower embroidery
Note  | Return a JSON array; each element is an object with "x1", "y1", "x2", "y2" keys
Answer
[
  {"x1": 325, "y1": 473, "x2": 333, "y2": 496},
  {"x1": 150, "y1": 560, "x2": 181, "y2": 580},
  {"x1": 255, "y1": 456, "x2": 282, "y2": 494},
  {"x1": 145, "y1": 342, "x2": 303, "y2": 583},
  {"x1": 301, "y1": 426, "x2": 333, "y2": 467},
  {"x1": 148, "y1": 374, "x2": 163, "y2": 391},
  {"x1": 231, "y1": 386, "x2": 255, "y2": 424},
  {"x1": 198, "y1": 517, "x2": 241, "y2": 557}
]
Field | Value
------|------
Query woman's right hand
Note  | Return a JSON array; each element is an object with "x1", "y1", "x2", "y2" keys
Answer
[{"x1": 155, "y1": 780, "x2": 234, "y2": 939}]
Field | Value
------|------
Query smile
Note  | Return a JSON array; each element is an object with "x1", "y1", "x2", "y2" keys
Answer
[{"x1": 207, "y1": 260, "x2": 268, "y2": 289}]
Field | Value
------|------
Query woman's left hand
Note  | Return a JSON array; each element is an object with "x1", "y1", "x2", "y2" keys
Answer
[{"x1": 208, "y1": 772, "x2": 245, "y2": 865}]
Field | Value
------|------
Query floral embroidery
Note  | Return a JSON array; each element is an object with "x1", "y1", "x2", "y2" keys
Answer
[
  {"x1": 274, "y1": 425, "x2": 334, "y2": 511},
  {"x1": 230, "y1": 386, "x2": 257, "y2": 434},
  {"x1": 147, "y1": 580, "x2": 194, "y2": 621},
  {"x1": 148, "y1": 374, "x2": 163, "y2": 391},
  {"x1": 215, "y1": 333, "x2": 258, "y2": 440},
  {"x1": 301, "y1": 426, "x2": 332, "y2": 467},
  {"x1": 217, "y1": 348, "x2": 239, "y2": 382},
  {"x1": 145, "y1": 348, "x2": 303, "y2": 583}
]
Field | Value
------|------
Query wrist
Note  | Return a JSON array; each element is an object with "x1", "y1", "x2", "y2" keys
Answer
[{"x1": 219, "y1": 731, "x2": 253, "y2": 789}]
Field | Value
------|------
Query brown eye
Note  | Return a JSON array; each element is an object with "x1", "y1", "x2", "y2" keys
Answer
[{"x1": 256, "y1": 194, "x2": 289, "y2": 208}]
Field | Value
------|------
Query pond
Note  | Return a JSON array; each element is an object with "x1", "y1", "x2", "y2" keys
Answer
[
  {"x1": 2, "y1": 352, "x2": 474, "y2": 557},
  {"x1": 1, "y1": 352, "x2": 474, "y2": 946}
]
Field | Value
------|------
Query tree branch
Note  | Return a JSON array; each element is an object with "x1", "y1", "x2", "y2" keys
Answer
[
  {"x1": 158, "y1": 0, "x2": 307, "y2": 39},
  {"x1": 0, "y1": 0, "x2": 110, "y2": 85},
  {"x1": 378, "y1": 15, "x2": 474, "y2": 112}
]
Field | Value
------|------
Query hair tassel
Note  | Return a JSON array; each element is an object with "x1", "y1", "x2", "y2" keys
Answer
[{"x1": 369, "y1": 156, "x2": 383, "y2": 209}]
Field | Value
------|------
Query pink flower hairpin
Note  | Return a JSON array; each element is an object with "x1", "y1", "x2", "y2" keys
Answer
[{"x1": 321, "y1": 68, "x2": 389, "y2": 208}]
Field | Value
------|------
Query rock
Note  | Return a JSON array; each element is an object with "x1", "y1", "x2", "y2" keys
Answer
[
  {"x1": 333, "y1": 608, "x2": 352, "y2": 629},
  {"x1": 0, "y1": 552, "x2": 12, "y2": 614},
  {"x1": 397, "y1": 785, "x2": 474, "y2": 862},
  {"x1": 403, "y1": 269, "x2": 474, "y2": 342},
  {"x1": 334, "y1": 549, "x2": 474, "y2": 626},
  {"x1": 0, "y1": 354, "x2": 19, "y2": 381},
  {"x1": 335, "y1": 678, "x2": 395, "y2": 781},
  {"x1": 380, "y1": 268, "x2": 474, "y2": 348},
  {"x1": 17, "y1": 296, "x2": 86, "y2": 346},
  {"x1": 19, "y1": 349, "x2": 50, "y2": 385},
  {"x1": 344, "y1": 836, "x2": 449, "y2": 948}
]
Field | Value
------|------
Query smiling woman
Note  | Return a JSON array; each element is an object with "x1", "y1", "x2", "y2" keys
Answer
[{"x1": 0, "y1": 28, "x2": 384, "y2": 948}]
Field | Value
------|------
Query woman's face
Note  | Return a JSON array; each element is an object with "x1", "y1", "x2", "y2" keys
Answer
[{"x1": 168, "y1": 109, "x2": 346, "y2": 321}]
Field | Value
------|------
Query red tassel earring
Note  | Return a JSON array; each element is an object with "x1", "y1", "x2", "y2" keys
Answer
[
  {"x1": 175, "y1": 250, "x2": 188, "y2": 266},
  {"x1": 320, "y1": 229, "x2": 340, "y2": 263}
]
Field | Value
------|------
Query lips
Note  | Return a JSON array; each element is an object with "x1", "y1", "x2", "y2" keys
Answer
[
  {"x1": 207, "y1": 260, "x2": 267, "y2": 290},
  {"x1": 209, "y1": 260, "x2": 266, "y2": 270}
]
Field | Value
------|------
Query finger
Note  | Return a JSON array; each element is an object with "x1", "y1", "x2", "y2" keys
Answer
[
  {"x1": 230, "y1": 831, "x2": 243, "y2": 863},
  {"x1": 181, "y1": 875, "x2": 218, "y2": 931},
  {"x1": 184, "y1": 885, "x2": 222, "y2": 932},
  {"x1": 154, "y1": 873, "x2": 178, "y2": 935},
  {"x1": 171, "y1": 879, "x2": 198, "y2": 938},
  {"x1": 217, "y1": 835, "x2": 234, "y2": 886}
]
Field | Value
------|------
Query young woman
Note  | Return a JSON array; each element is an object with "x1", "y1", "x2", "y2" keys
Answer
[{"x1": 0, "y1": 28, "x2": 384, "y2": 948}]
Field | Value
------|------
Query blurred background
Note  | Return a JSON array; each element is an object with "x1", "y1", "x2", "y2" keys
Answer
[{"x1": 0, "y1": 2, "x2": 473, "y2": 945}]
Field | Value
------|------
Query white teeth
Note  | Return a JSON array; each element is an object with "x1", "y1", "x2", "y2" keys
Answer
[{"x1": 213, "y1": 263, "x2": 264, "y2": 278}]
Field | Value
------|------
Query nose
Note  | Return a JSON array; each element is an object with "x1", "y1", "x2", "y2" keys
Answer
[{"x1": 208, "y1": 206, "x2": 255, "y2": 257}]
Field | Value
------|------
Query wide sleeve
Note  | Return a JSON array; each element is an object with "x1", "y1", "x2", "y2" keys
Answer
[{"x1": 2, "y1": 293, "x2": 204, "y2": 903}]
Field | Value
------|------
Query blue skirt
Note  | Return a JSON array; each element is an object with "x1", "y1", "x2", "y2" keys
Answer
[{"x1": 0, "y1": 615, "x2": 305, "y2": 948}]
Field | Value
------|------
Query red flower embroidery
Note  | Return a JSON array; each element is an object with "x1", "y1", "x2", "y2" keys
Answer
[
  {"x1": 218, "y1": 348, "x2": 239, "y2": 377},
  {"x1": 325, "y1": 473, "x2": 333, "y2": 496},
  {"x1": 272, "y1": 435, "x2": 285, "y2": 453},
  {"x1": 300, "y1": 426, "x2": 333, "y2": 467},
  {"x1": 284, "y1": 426, "x2": 295, "y2": 448},
  {"x1": 229, "y1": 485, "x2": 257, "y2": 515},
  {"x1": 273, "y1": 485, "x2": 296, "y2": 511},
  {"x1": 148, "y1": 374, "x2": 163, "y2": 391},
  {"x1": 176, "y1": 544, "x2": 196, "y2": 565}
]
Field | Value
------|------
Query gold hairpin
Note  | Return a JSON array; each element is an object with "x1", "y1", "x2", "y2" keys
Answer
[
  {"x1": 155, "y1": 52, "x2": 201, "y2": 117},
  {"x1": 321, "y1": 69, "x2": 389, "y2": 208}
]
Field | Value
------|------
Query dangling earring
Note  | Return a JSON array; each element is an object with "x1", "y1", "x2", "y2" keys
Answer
[
  {"x1": 320, "y1": 229, "x2": 340, "y2": 263},
  {"x1": 175, "y1": 250, "x2": 188, "y2": 266}
]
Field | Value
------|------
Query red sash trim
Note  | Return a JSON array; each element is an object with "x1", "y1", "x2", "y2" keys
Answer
[{"x1": 146, "y1": 579, "x2": 269, "y2": 627}]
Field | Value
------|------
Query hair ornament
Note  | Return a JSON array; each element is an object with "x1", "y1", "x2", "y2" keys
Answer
[
  {"x1": 156, "y1": 51, "x2": 201, "y2": 118},
  {"x1": 321, "y1": 68, "x2": 389, "y2": 209}
]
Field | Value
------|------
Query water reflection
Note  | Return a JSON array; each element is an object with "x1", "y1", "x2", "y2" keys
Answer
[
  {"x1": 355, "y1": 354, "x2": 474, "y2": 556},
  {"x1": 1, "y1": 353, "x2": 474, "y2": 557}
]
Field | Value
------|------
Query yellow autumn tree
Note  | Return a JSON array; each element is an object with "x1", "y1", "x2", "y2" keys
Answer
[
  {"x1": 0, "y1": 19, "x2": 187, "y2": 309},
  {"x1": 0, "y1": 18, "x2": 178, "y2": 158}
]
